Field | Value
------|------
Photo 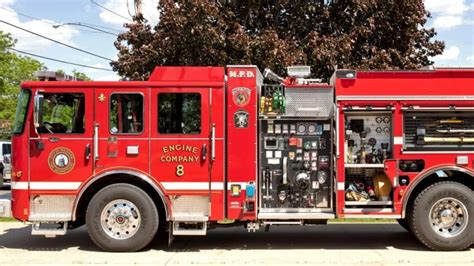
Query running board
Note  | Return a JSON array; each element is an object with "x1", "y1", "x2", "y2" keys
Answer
[
  {"x1": 172, "y1": 221, "x2": 207, "y2": 236},
  {"x1": 172, "y1": 215, "x2": 208, "y2": 236},
  {"x1": 31, "y1": 222, "x2": 67, "y2": 238},
  {"x1": 258, "y1": 212, "x2": 335, "y2": 220}
]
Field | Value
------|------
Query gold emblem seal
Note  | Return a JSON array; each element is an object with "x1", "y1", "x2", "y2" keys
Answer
[
  {"x1": 232, "y1": 87, "x2": 251, "y2": 107},
  {"x1": 48, "y1": 147, "x2": 76, "y2": 174}
]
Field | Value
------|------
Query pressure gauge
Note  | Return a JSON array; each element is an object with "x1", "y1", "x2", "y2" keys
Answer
[
  {"x1": 384, "y1": 127, "x2": 390, "y2": 134},
  {"x1": 297, "y1": 123, "x2": 307, "y2": 135},
  {"x1": 376, "y1": 117, "x2": 383, "y2": 124},
  {"x1": 317, "y1": 171, "x2": 328, "y2": 184},
  {"x1": 383, "y1": 117, "x2": 390, "y2": 123},
  {"x1": 307, "y1": 124, "x2": 317, "y2": 135},
  {"x1": 376, "y1": 127, "x2": 383, "y2": 133},
  {"x1": 368, "y1": 137, "x2": 377, "y2": 146}
]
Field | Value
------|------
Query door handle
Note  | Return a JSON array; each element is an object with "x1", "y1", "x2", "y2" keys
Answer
[
  {"x1": 211, "y1": 123, "x2": 216, "y2": 161},
  {"x1": 85, "y1": 143, "x2": 91, "y2": 160},
  {"x1": 201, "y1": 144, "x2": 207, "y2": 161}
]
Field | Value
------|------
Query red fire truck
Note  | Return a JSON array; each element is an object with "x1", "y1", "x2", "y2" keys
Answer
[{"x1": 1, "y1": 65, "x2": 473, "y2": 251}]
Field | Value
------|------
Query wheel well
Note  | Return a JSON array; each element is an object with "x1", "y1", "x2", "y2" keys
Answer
[
  {"x1": 73, "y1": 174, "x2": 167, "y2": 229},
  {"x1": 403, "y1": 169, "x2": 474, "y2": 217}
]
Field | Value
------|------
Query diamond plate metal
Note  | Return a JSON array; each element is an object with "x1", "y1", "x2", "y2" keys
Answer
[
  {"x1": 285, "y1": 87, "x2": 334, "y2": 117},
  {"x1": 171, "y1": 196, "x2": 209, "y2": 220},
  {"x1": 30, "y1": 195, "x2": 75, "y2": 221}
]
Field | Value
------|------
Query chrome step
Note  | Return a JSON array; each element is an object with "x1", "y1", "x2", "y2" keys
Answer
[
  {"x1": 263, "y1": 221, "x2": 303, "y2": 225},
  {"x1": 31, "y1": 222, "x2": 67, "y2": 238},
  {"x1": 258, "y1": 212, "x2": 335, "y2": 220},
  {"x1": 0, "y1": 199, "x2": 11, "y2": 218},
  {"x1": 172, "y1": 221, "x2": 207, "y2": 236}
]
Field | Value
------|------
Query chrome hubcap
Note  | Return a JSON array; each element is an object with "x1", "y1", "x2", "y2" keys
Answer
[
  {"x1": 429, "y1": 197, "x2": 468, "y2": 238},
  {"x1": 101, "y1": 199, "x2": 141, "y2": 240}
]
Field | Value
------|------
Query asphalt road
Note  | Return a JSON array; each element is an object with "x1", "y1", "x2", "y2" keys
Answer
[{"x1": 0, "y1": 221, "x2": 472, "y2": 265}]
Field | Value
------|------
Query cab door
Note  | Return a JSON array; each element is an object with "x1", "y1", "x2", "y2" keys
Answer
[
  {"x1": 29, "y1": 89, "x2": 93, "y2": 194},
  {"x1": 94, "y1": 88, "x2": 149, "y2": 174},
  {"x1": 150, "y1": 88, "x2": 213, "y2": 219}
]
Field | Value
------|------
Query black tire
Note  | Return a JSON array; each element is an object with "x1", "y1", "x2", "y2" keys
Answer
[
  {"x1": 86, "y1": 183, "x2": 159, "y2": 252},
  {"x1": 408, "y1": 181, "x2": 473, "y2": 251},
  {"x1": 396, "y1": 219, "x2": 411, "y2": 232}
]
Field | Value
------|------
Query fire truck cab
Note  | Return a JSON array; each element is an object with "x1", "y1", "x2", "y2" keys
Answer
[{"x1": 2, "y1": 66, "x2": 473, "y2": 251}]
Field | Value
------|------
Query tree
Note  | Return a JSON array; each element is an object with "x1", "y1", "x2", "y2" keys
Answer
[
  {"x1": 72, "y1": 70, "x2": 92, "y2": 81},
  {"x1": 0, "y1": 31, "x2": 44, "y2": 138},
  {"x1": 112, "y1": 0, "x2": 444, "y2": 80}
]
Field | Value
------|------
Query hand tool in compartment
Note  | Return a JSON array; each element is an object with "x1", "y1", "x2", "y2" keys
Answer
[
  {"x1": 381, "y1": 142, "x2": 389, "y2": 161},
  {"x1": 262, "y1": 168, "x2": 273, "y2": 207},
  {"x1": 357, "y1": 131, "x2": 367, "y2": 164},
  {"x1": 424, "y1": 136, "x2": 474, "y2": 143},
  {"x1": 436, "y1": 128, "x2": 474, "y2": 133},
  {"x1": 346, "y1": 139, "x2": 356, "y2": 164}
]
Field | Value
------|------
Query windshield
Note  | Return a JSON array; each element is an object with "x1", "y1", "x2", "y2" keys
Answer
[{"x1": 12, "y1": 89, "x2": 31, "y2": 134}]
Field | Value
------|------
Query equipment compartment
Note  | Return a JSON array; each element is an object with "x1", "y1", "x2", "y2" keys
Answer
[
  {"x1": 343, "y1": 111, "x2": 393, "y2": 207},
  {"x1": 344, "y1": 112, "x2": 392, "y2": 166},
  {"x1": 344, "y1": 167, "x2": 393, "y2": 207},
  {"x1": 259, "y1": 119, "x2": 333, "y2": 210},
  {"x1": 404, "y1": 110, "x2": 474, "y2": 151}
]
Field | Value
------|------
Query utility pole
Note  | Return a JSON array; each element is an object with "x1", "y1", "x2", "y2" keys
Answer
[{"x1": 134, "y1": 0, "x2": 142, "y2": 17}]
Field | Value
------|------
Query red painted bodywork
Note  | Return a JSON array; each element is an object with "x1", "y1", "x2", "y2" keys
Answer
[
  {"x1": 226, "y1": 66, "x2": 259, "y2": 220},
  {"x1": 10, "y1": 67, "x2": 474, "y2": 224},
  {"x1": 335, "y1": 69, "x2": 474, "y2": 217}
]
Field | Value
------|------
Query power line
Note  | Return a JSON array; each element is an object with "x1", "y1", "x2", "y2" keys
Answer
[
  {"x1": 8, "y1": 48, "x2": 114, "y2": 72},
  {"x1": 53, "y1": 23, "x2": 118, "y2": 36},
  {"x1": 0, "y1": 20, "x2": 113, "y2": 61},
  {"x1": 0, "y1": 6, "x2": 99, "y2": 34},
  {"x1": 0, "y1": 6, "x2": 123, "y2": 33},
  {"x1": 77, "y1": 22, "x2": 122, "y2": 33},
  {"x1": 90, "y1": 0, "x2": 132, "y2": 22}
]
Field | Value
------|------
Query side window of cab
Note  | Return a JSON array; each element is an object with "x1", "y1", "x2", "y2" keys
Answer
[
  {"x1": 38, "y1": 93, "x2": 85, "y2": 134},
  {"x1": 158, "y1": 93, "x2": 201, "y2": 134},
  {"x1": 109, "y1": 93, "x2": 144, "y2": 134}
]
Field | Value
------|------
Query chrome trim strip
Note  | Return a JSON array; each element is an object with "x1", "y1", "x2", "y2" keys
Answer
[
  {"x1": 402, "y1": 107, "x2": 474, "y2": 110},
  {"x1": 402, "y1": 151, "x2": 474, "y2": 154},
  {"x1": 342, "y1": 215, "x2": 401, "y2": 219},
  {"x1": 150, "y1": 137, "x2": 224, "y2": 141},
  {"x1": 93, "y1": 123, "x2": 99, "y2": 160},
  {"x1": 211, "y1": 124, "x2": 216, "y2": 161}
]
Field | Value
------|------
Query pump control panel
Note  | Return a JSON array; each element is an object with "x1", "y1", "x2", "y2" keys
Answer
[{"x1": 259, "y1": 119, "x2": 333, "y2": 209}]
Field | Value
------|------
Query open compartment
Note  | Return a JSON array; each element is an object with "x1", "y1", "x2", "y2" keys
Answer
[
  {"x1": 404, "y1": 110, "x2": 474, "y2": 151},
  {"x1": 343, "y1": 111, "x2": 394, "y2": 207}
]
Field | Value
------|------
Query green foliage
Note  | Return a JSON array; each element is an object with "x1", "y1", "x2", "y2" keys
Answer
[
  {"x1": 0, "y1": 31, "x2": 44, "y2": 139},
  {"x1": 112, "y1": 0, "x2": 444, "y2": 81},
  {"x1": 55, "y1": 69, "x2": 92, "y2": 81},
  {"x1": 72, "y1": 70, "x2": 92, "y2": 81}
]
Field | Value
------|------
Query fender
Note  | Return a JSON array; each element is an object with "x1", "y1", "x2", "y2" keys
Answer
[
  {"x1": 401, "y1": 165, "x2": 474, "y2": 218},
  {"x1": 72, "y1": 170, "x2": 169, "y2": 221}
]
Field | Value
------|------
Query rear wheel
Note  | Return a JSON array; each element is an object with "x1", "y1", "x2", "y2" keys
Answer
[
  {"x1": 409, "y1": 181, "x2": 473, "y2": 251},
  {"x1": 86, "y1": 183, "x2": 159, "y2": 252}
]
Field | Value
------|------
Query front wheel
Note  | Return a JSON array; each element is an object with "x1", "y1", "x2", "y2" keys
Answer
[
  {"x1": 409, "y1": 181, "x2": 473, "y2": 251},
  {"x1": 86, "y1": 183, "x2": 159, "y2": 252}
]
